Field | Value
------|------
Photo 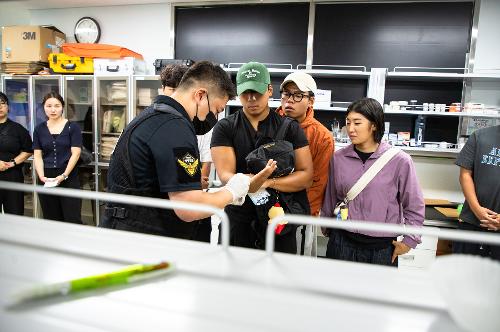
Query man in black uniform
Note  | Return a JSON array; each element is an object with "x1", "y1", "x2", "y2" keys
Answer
[
  {"x1": 211, "y1": 62, "x2": 313, "y2": 253},
  {"x1": 101, "y1": 61, "x2": 266, "y2": 239}
]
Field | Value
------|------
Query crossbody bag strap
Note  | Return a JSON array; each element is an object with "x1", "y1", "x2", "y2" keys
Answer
[{"x1": 344, "y1": 147, "x2": 401, "y2": 204}]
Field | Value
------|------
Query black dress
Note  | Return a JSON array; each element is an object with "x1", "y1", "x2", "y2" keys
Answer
[{"x1": 0, "y1": 119, "x2": 33, "y2": 215}]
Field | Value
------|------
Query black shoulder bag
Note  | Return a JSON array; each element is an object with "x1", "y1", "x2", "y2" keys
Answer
[{"x1": 246, "y1": 117, "x2": 311, "y2": 245}]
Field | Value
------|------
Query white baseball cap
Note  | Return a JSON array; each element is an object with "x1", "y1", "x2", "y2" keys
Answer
[{"x1": 280, "y1": 71, "x2": 317, "y2": 92}]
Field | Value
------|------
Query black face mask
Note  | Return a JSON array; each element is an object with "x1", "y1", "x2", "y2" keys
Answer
[{"x1": 193, "y1": 94, "x2": 218, "y2": 135}]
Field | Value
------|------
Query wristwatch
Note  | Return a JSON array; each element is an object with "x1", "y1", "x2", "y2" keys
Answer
[
  {"x1": 10, "y1": 159, "x2": 16, "y2": 166},
  {"x1": 61, "y1": 174, "x2": 68, "y2": 181}
]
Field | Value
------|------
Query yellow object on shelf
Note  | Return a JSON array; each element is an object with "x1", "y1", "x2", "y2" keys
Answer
[{"x1": 48, "y1": 53, "x2": 94, "y2": 74}]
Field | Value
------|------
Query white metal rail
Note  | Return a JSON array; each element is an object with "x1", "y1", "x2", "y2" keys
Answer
[
  {"x1": 266, "y1": 214, "x2": 500, "y2": 256},
  {"x1": 0, "y1": 181, "x2": 231, "y2": 250}
]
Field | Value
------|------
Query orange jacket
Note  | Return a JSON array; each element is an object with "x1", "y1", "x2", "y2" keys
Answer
[{"x1": 277, "y1": 106, "x2": 334, "y2": 216}]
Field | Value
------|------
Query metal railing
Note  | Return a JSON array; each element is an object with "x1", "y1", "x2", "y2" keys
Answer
[
  {"x1": 266, "y1": 214, "x2": 500, "y2": 256},
  {"x1": 297, "y1": 64, "x2": 367, "y2": 72},
  {"x1": 392, "y1": 66, "x2": 467, "y2": 73},
  {"x1": 0, "y1": 181, "x2": 231, "y2": 250}
]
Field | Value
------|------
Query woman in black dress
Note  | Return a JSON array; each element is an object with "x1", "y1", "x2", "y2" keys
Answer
[
  {"x1": 33, "y1": 92, "x2": 82, "y2": 223},
  {"x1": 0, "y1": 92, "x2": 33, "y2": 215}
]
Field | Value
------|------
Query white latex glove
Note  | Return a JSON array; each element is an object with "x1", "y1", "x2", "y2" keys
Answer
[{"x1": 224, "y1": 173, "x2": 250, "y2": 206}]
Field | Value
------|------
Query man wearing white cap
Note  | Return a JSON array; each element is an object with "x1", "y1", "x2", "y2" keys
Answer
[{"x1": 276, "y1": 72, "x2": 334, "y2": 255}]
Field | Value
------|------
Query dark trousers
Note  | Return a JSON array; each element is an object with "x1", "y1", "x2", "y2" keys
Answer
[
  {"x1": 326, "y1": 230, "x2": 398, "y2": 267},
  {"x1": 230, "y1": 220, "x2": 297, "y2": 254},
  {"x1": 453, "y1": 222, "x2": 500, "y2": 260},
  {"x1": 38, "y1": 168, "x2": 82, "y2": 224},
  {"x1": 0, "y1": 168, "x2": 24, "y2": 215},
  {"x1": 191, "y1": 217, "x2": 212, "y2": 243}
]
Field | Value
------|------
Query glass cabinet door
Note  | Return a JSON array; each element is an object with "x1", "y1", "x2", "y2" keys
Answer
[
  {"x1": 2, "y1": 75, "x2": 34, "y2": 217},
  {"x1": 22, "y1": 161, "x2": 35, "y2": 217},
  {"x1": 133, "y1": 75, "x2": 161, "y2": 117},
  {"x1": 96, "y1": 77, "x2": 129, "y2": 221},
  {"x1": 64, "y1": 75, "x2": 96, "y2": 225},
  {"x1": 32, "y1": 76, "x2": 62, "y2": 128},
  {"x1": 96, "y1": 77, "x2": 129, "y2": 165},
  {"x1": 64, "y1": 76, "x2": 95, "y2": 157},
  {"x1": 2, "y1": 76, "x2": 31, "y2": 132}
]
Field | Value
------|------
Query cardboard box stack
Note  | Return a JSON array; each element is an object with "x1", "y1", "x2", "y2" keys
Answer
[{"x1": 1, "y1": 25, "x2": 65, "y2": 74}]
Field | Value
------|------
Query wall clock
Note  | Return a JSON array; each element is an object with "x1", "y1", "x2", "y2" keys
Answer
[{"x1": 74, "y1": 17, "x2": 101, "y2": 43}]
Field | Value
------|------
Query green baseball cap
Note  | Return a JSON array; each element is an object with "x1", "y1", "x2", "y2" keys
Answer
[{"x1": 236, "y1": 62, "x2": 271, "y2": 95}]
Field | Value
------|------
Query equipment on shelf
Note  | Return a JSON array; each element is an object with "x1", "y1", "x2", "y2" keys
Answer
[
  {"x1": 49, "y1": 53, "x2": 94, "y2": 74},
  {"x1": 154, "y1": 59, "x2": 194, "y2": 75}
]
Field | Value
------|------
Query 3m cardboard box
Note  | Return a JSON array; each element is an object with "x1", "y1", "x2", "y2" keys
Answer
[{"x1": 1, "y1": 25, "x2": 66, "y2": 63}]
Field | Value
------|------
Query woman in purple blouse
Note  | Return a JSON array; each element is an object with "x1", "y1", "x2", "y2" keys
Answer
[
  {"x1": 321, "y1": 98, "x2": 424, "y2": 266},
  {"x1": 33, "y1": 92, "x2": 82, "y2": 224}
]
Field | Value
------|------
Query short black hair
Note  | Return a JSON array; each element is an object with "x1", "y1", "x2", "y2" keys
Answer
[
  {"x1": 42, "y1": 92, "x2": 65, "y2": 108},
  {"x1": 160, "y1": 64, "x2": 189, "y2": 89},
  {"x1": 0, "y1": 92, "x2": 8, "y2": 106},
  {"x1": 178, "y1": 61, "x2": 236, "y2": 100},
  {"x1": 346, "y1": 98, "x2": 385, "y2": 143}
]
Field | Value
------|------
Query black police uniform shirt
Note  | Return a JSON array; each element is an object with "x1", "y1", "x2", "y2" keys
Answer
[
  {"x1": 211, "y1": 109, "x2": 309, "y2": 222},
  {"x1": 455, "y1": 125, "x2": 500, "y2": 227},
  {"x1": 129, "y1": 95, "x2": 201, "y2": 193},
  {"x1": 127, "y1": 95, "x2": 201, "y2": 235},
  {"x1": 0, "y1": 119, "x2": 33, "y2": 174}
]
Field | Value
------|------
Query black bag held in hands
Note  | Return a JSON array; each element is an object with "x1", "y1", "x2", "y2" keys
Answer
[
  {"x1": 246, "y1": 117, "x2": 310, "y2": 245},
  {"x1": 245, "y1": 117, "x2": 295, "y2": 177}
]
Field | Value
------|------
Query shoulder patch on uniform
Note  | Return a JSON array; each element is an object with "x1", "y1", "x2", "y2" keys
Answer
[{"x1": 176, "y1": 152, "x2": 199, "y2": 177}]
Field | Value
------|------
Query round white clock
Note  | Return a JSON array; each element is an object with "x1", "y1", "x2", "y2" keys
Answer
[{"x1": 74, "y1": 17, "x2": 101, "y2": 43}]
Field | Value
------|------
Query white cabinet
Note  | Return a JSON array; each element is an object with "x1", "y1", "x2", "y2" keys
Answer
[{"x1": 398, "y1": 234, "x2": 439, "y2": 271}]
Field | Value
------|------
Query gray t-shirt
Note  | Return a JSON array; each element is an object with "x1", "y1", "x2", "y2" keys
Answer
[{"x1": 455, "y1": 125, "x2": 500, "y2": 226}]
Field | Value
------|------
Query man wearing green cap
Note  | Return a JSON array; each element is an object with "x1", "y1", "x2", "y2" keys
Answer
[{"x1": 211, "y1": 62, "x2": 313, "y2": 253}]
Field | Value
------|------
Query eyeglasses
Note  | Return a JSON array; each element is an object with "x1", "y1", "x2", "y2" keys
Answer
[{"x1": 280, "y1": 91, "x2": 311, "y2": 103}]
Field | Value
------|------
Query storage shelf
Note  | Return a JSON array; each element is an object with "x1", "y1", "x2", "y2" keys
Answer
[
  {"x1": 227, "y1": 100, "x2": 499, "y2": 117},
  {"x1": 387, "y1": 72, "x2": 466, "y2": 81},
  {"x1": 384, "y1": 110, "x2": 500, "y2": 118},
  {"x1": 464, "y1": 73, "x2": 500, "y2": 81},
  {"x1": 100, "y1": 103, "x2": 127, "y2": 106},
  {"x1": 226, "y1": 99, "x2": 348, "y2": 111},
  {"x1": 387, "y1": 71, "x2": 500, "y2": 82},
  {"x1": 335, "y1": 142, "x2": 461, "y2": 158},
  {"x1": 223, "y1": 68, "x2": 370, "y2": 79}
]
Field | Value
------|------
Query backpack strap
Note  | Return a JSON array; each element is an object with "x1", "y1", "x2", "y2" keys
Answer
[{"x1": 275, "y1": 117, "x2": 293, "y2": 141}]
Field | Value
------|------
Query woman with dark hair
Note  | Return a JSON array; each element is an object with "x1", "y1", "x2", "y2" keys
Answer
[
  {"x1": 33, "y1": 92, "x2": 82, "y2": 223},
  {"x1": 0, "y1": 92, "x2": 33, "y2": 215},
  {"x1": 321, "y1": 98, "x2": 424, "y2": 266}
]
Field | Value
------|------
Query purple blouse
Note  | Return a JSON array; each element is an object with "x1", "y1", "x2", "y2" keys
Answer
[{"x1": 321, "y1": 142, "x2": 424, "y2": 248}]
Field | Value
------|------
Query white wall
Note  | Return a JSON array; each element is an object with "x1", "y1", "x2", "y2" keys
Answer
[
  {"x1": 29, "y1": 3, "x2": 173, "y2": 74},
  {"x1": 468, "y1": 0, "x2": 500, "y2": 109},
  {"x1": 473, "y1": 0, "x2": 500, "y2": 72},
  {"x1": 0, "y1": 1, "x2": 31, "y2": 62},
  {"x1": 413, "y1": 157, "x2": 463, "y2": 203}
]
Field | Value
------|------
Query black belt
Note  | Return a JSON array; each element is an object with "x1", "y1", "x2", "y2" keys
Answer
[
  {"x1": 104, "y1": 204, "x2": 165, "y2": 220},
  {"x1": 104, "y1": 206, "x2": 129, "y2": 219}
]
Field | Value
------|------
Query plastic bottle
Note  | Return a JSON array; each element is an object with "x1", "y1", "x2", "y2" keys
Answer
[{"x1": 414, "y1": 115, "x2": 426, "y2": 147}]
